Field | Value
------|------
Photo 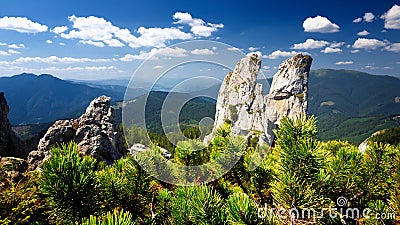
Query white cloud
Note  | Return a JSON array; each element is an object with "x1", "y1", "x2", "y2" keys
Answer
[
  {"x1": 153, "y1": 65, "x2": 163, "y2": 69},
  {"x1": 59, "y1": 42, "x2": 65, "y2": 46},
  {"x1": 51, "y1": 26, "x2": 68, "y2": 34},
  {"x1": 10, "y1": 56, "x2": 112, "y2": 64},
  {"x1": 384, "y1": 43, "x2": 400, "y2": 53},
  {"x1": 79, "y1": 40, "x2": 105, "y2": 47},
  {"x1": 352, "y1": 38, "x2": 387, "y2": 50},
  {"x1": 303, "y1": 15, "x2": 340, "y2": 33},
  {"x1": 191, "y1": 48, "x2": 214, "y2": 55},
  {"x1": 173, "y1": 12, "x2": 223, "y2": 37},
  {"x1": 363, "y1": 12, "x2": 375, "y2": 22},
  {"x1": 336, "y1": 61, "x2": 353, "y2": 65},
  {"x1": 227, "y1": 47, "x2": 242, "y2": 51},
  {"x1": 351, "y1": 49, "x2": 360, "y2": 53},
  {"x1": 381, "y1": 4, "x2": 400, "y2": 29},
  {"x1": 383, "y1": 66, "x2": 392, "y2": 70},
  {"x1": 292, "y1": 38, "x2": 329, "y2": 49},
  {"x1": 120, "y1": 47, "x2": 187, "y2": 61},
  {"x1": 330, "y1": 42, "x2": 345, "y2": 48},
  {"x1": 262, "y1": 65, "x2": 270, "y2": 70},
  {"x1": 248, "y1": 46, "x2": 259, "y2": 51},
  {"x1": 8, "y1": 44, "x2": 24, "y2": 49},
  {"x1": 365, "y1": 65, "x2": 377, "y2": 69},
  {"x1": 60, "y1": 15, "x2": 192, "y2": 49},
  {"x1": 103, "y1": 39, "x2": 124, "y2": 47},
  {"x1": 263, "y1": 50, "x2": 299, "y2": 59},
  {"x1": 321, "y1": 47, "x2": 342, "y2": 53},
  {"x1": 0, "y1": 16, "x2": 48, "y2": 33},
  {"x1": 0, "y1": 42, "x2": 6, "y2": 46},
  {"x1": 357, "y1": 30, "x2": 370, "y2": 36},
  {"x1": 0, "y1": 50, "x2": 10, "y2": 56},
  {"x1": 353, "y1": 17, "x2": 362, "y2": 23},
  {"x1": 130, "y1": 27, "x2": 192, "y2": 48},
  {"x1": 46, "y1": 39, "x2": 53, "y2": 44},
  {"x1": 8, "y1": 49, "x2": 20, "y2": 54}
]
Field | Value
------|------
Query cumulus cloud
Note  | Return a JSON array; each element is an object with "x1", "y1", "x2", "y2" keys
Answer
[
  {"x1": 191, "y1": 48, "x2": 215, "y2": 55},
  {"x1": 292, "y1": 38, "x2": 329, "y2": 49},
  {"x1": 59, "y1": 15, "x2": 192, "y2": 49},
  {"x1": 51, "y1": 26, "x2": 68, "y2": 34},
  {"x1": 381, "y1": 4, "x2": 400, "y2": 29},
  {"x1": 173, "y1": 12, "x2": 223, "y2": 37},
  {"x1": 384, "y1": 43, "x2": 400, "y2": 52},
  {"x1": 8, "y1": 44, "x2": 24, "y2": 49},
  {"x1": 330, "y1": 42, "x2": 346, "y2": 48},
  {"x1": 120, "y1": 47, "x2": 187, "y2": 61},
  {"x1": 0, "y1": 50, "x2": 10, "y2": 56},
  {"x1": 263, "y1": 50, "x2": 299, "y2": 59},
  {"x1": 0, "y1": 42, "x2": 6, "y2": 46},
  {"x1": 357, "y1": 30, "x2": 370, "y2": 36},
  {"x1": 248, "y1": 46, "x2": 259, "y2": 51},
  {"x1": 8, "y1": 49, "x2": 20, "y2": 54},
  {"x1": 351, "y1": 49, "x2": 360, "y2": 53},
  {"x1": 363, "y1": 12, "x2": 375, "y2": 22},
  {"x1": 352, "y1": 38, "x2": 387, "y2": 50},
  {"x1": 321, "y1": 47, "x2": 342, "y2": 53},
  {"x1": 0, "y1": 16, "x2": 48, "y2": 33},
  {"x1": 353, "y1": 17, "x2": 362, "y2": 23},
  {"x1": 303, "y1": 15, "x2": 340, "y2": 33},
  {"x1": 336, "y1": 61, "x2": 353, "y2": 65},
  {"x1": 46, "y1": 40, "x2": 53, "y2": 44}
]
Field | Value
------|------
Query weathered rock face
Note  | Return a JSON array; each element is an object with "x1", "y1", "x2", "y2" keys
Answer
[
  {"x1": 205, "y1": 53, "x2": 312, "y2": 145},
  {"x1": 0, "y1": 92, "x2": 22, "y2": 157},
  {"x1": 27, "y1": 96, "x2": 127, "y2": 169}
]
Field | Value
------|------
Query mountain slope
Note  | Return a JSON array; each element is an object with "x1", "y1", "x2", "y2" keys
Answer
[
  {"x1": 0, "y1": 73, "x2": 123, "y2": 125},
  {"x1": 308, "y1": 69, "x2": 400, "y2": 143}
]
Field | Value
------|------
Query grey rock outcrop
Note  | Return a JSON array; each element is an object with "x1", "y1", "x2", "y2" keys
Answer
[
  {"x1": 205, "y1": 53, "x2": 312, "y2": 145},
  {"x1": 0, "y1": 92, "x2": 23, "y2": 157},
  {"x1": 27, "y1": 96, "x2": 127, "y2": 169},
  {"x1": 129, "y1": 143, "x2": 172, "y2": 159}
]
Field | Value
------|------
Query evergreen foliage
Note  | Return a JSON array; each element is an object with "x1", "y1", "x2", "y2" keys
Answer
[{"x1": 1, "y1": 115, "x2": 399, "y2": 224}]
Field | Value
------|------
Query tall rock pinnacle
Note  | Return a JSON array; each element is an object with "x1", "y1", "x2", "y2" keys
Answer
[{"x1": 205, "y1": 53, "x2": 312, "y2": 146}]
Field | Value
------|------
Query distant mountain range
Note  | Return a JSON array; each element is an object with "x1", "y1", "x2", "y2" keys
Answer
[
  {"x1": 1, "y1": 70, "x2": 399, "y2": 144},
  {"x1": 0, "y1": 73, "x2": 123, "y2": 125}
]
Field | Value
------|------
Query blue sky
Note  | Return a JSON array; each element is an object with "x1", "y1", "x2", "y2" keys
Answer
[{"x1": 0, "y1": 0, "x2": 399, "y2": 80}]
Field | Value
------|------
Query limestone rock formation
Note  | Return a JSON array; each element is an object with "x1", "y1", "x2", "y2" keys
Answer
[
  {"x1": 27, "y1": 96, "x2": 127, "y2": 169},
  {"x1": 205, "y1": 53, "x2": 312, "y2": 145},
  {"x1": 0, "y1": 92, "x2": 23, "y2": 157}
]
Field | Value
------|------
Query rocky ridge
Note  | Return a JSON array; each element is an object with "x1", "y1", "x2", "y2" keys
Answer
[
  {"x1": 27, "y1": 96, "x2": 127, "y2": 169},
  {"x1": 205, "y1": 53, "x2": 312, "y2": 145},
  {"x1": 0, "y1": 92, "x2": 23, "y2": 157}
]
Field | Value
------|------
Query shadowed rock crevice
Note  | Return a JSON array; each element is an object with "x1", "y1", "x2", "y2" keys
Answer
[{"x1": 0, "y1": 92, "x2": 23, "y2": 157}]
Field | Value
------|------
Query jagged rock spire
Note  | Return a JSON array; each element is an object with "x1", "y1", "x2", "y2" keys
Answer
[{"x1": 205, "y1": 53, "x2": 312, "y2": 146}]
